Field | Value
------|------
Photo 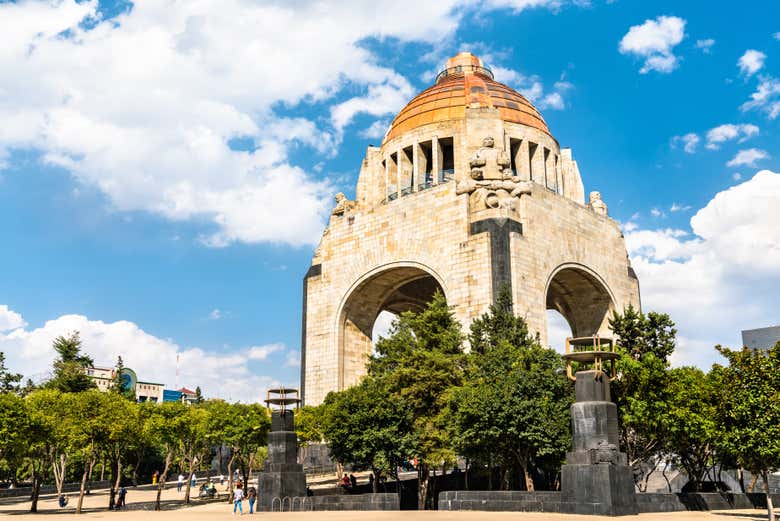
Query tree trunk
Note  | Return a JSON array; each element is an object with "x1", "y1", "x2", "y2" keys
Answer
[
  {"x1": 226, "y1": 452, "x2": 237, "y2": 503},
  {"x1": 749, "y1": 474, "x2": 759, "y2": 493},
  {"x1": 100, "y1": 456, "x2": 105, "y2": 482},
  {"x1": 29, "y1": 461, "x2": 42, "y2": 513},
  {"x1": 464, "y1": 458, "x2": 469, "y2": 491},
  {"x1": 521, "y1": 458, "x2": 535, "y2": 492},
  {"x1": 184, "y1": 455, "x2": 198, "y2": 504},
  {"x1": 76, "y1": 441, "x2": 96, "y2": 514},
  {"x1": 488, "y1": 455, "x2": 493, "y2": 491},
  {"x1": 662, "y1": 461, "x2": 672, "y2": 493},
  {"x1": 109, "y1": 454, "x2": 122, "y2": 510},
  {"x1": 52, "y1": 452, "x2": 67, "y2": 498},
  {"x1": 132, "y1": 449, "x2": 142, "y2": 486},
  {"x1": 371, "y1": 467, "x2": 378, "y2": 493},
  {"x1": 155, "y1": 451, "x2": 172, "y2": 511},
  {"x1": 764, "y1": 472, "x2": 774, "y2": 521},
  {"x1": 738, "y1": 468, "x2": 745, "y2": 493},
  {"x1": 417, "y1": 463, "x2": 429, "y2": 510}
]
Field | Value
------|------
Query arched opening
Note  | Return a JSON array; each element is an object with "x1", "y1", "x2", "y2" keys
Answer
[
  {"x1": 338, "y1": 265, "x2": 445, "y2": 391},
  {"x1": 545, "y1": 265, "x2": 615, "y2": 342}
]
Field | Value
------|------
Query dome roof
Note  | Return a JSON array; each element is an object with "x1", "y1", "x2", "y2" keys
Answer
[{"x1": 383, "y1": 52, "x2": 551, "y2": 144}]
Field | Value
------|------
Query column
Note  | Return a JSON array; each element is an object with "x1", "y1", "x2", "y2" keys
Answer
[
  {"x1": 384, "y1": 157, "x2": 389, "y2": 200},
  {"x1": 396, "y1": 149, "x2": 402, "y2": 197},
  {"x1": 412, "y1": 140, "x2": 419, "y2": 192},
  {"x1": 432, "y1": 136, "x2": 442, "y2": 184},
  {"x1": 517, "y1": 139, "x2": 530, "y2": 180}
]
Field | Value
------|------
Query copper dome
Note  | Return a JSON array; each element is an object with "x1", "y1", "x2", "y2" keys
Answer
[{"x1": 383, "y1": 52, "x2": 551, "y2": 143}]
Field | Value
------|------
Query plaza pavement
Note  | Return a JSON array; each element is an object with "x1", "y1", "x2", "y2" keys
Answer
[{"x1": 0, "y1": 485, "x2": 771, "y2": 520}]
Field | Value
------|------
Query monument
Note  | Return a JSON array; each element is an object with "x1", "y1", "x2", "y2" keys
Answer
[
  {"x1": 301, "y1": 51, "x2": 641, "y2": 406},
  {"x1": 257, "y1": 388, "x2": 307, "y2": 511},
  {"x1": 560, "y1": 336, "x2": 637, "y2": 516}
]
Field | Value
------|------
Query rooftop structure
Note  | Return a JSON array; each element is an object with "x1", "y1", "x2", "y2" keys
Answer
[{"x1": 741, "y1": 325, "x2": 780, "y2": 350}]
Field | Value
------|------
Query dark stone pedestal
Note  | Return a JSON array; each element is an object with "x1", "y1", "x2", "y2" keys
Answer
[
  {"x1": 257, "y1": 410, "x2": 307, "y2": 511},
  {"x1": 560, "y1": 370, "x2": 637, "y2": 516}
]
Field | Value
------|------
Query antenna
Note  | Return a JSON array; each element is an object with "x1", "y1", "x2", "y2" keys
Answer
[{"x1": 175, "y1": 353, "x2": 180, "y2": 390}]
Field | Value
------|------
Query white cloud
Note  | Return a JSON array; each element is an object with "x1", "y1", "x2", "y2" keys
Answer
[
  {"x1": 0, "y1": 305, "x2": 26, "y2": 331},
  {"x1": 705, "y1": 123, "x2": 759, "y2": 150},
  {"x1": 732, "y1": 172, "x2": 742, "y2": 181},
  {"x1": 619, "y1": 15, "x2": 686, "y2": 74},
  {"x1": 626, "y1": 170, "x2": 780, "y2": 367},
  {"x1": 0, "y1": 308, "x2": 284, "y2": 402},
  {"x1": 695, "y1": 38, "x2": 715, "y2": 53},
  {"x1": 738, "y1": 49, "x2": 766, "y2": 77},
  {"x1": 0, "y1": 0, "x2": 476, "y2": 248},
  {"x1": 359, "y1": 119, "x2": 391, "y2": 140},
  {"x1": 774, "y1": 32, "x2": 780, "y2": 41},
  {"x1": 741, "y1": 76, "x2": 780, "y2": 119},
  {"x1": 209, "y1": 309, "x2": 222, "y2": 320},
  {"x1": 492, "y1": 66, "x2": 572, "y2": 110},
  {"x1": 672, "y1": 133, "x2": 700, "y2": 153},
  {"x1": 284, "y1": 350, "x2": 301, "y2": 368},
  {"x1": 726, "y1": 148, "x2": 769, "y2": 167},
  {"x1": 483, "y1": 0, "x2": 590, "y2": 13},
  {"x1": 650, "y1": 207, "x2": 666, "y2": 218},
  {"x1": 670, "y1": 202, "x2": 691, "y2": 212}
]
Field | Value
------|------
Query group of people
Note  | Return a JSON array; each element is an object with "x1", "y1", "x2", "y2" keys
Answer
[
  {"x1": 340, "y1": 473, "x2": 358, "y2": 493},
  {"x1": 232, "y1": 482, "x2": 258, "y2": 515}
]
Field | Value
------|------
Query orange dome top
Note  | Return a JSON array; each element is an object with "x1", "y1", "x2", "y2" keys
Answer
[{"x1": 383, "y1": 52, "x2": 551, "y2": 143}]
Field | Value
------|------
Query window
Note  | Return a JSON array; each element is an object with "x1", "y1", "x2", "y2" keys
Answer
[
  {"x1": 439, "y1": 137, "x2": 455, "y2": 181},
  {"x1": 509, "y1": 138, "x2": 522, "y2": 176},
  {"x1": 528, "y1": 142, "x2": 538, "y2": 181}
]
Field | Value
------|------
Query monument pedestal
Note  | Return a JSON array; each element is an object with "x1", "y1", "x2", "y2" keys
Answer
[
  {"x1": 560, "y1": 369, "x2": 637, "y2": 516},
  {"x1": 257, "y1": 410, "x2": 307, "y2": 511}
]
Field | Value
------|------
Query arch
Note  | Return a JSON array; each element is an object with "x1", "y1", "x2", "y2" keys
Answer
[
  {"x1": 544, "y1": 263, "x2": 616, "y2": 339},
  {"x1": 335, "y1": 262, "x2": 446, "y2": 391}
]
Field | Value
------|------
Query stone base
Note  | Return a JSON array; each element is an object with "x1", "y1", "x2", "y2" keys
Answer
[
  {"x1": 561, "y1": 463, "x2": 638, "y2": 516},
  {"x1": 257, "y1": 465, "x2": 307, "y2": 512}
]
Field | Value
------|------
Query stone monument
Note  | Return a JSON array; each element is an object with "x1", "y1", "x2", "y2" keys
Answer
[
  {"x1": 301, "y1": 51, "x2": 641, "y2": 406},
  {"x1": 560, "y1": 336, "x2": 637, "y2": 516},
  {"x1": 257, "y1": 388, "x2": 307, "y2": 511}
]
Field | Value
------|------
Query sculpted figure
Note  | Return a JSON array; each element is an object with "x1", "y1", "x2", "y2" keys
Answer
[
  {"x1": 593, "y1": 440, "x2": 619, "y2": 465},
  {"x1": 469, "y1": 136, "x2": 511, "y2": 180},
  {"x1": 331, "y1": 192, "x2": 355, "y2": 216},
  {"x1": 589, "y1": 191, "x2": 608, "y2": 216}
]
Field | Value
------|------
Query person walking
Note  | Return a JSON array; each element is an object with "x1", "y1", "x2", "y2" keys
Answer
[
  {"x1": 191, "y1": 473, "x2": 197, "y2": 489},
  {"x1": 116, "y1": 485, "x2": 127, "y2": 509},
  {"x1": 349, "y1": 473, "x2": 357, "y2": 489},
  {"x1": 177, "y1": 473, "x2": 184, "y2": 493},
  {"x1": 246, "y1": 486, "x2": 257, "y2": 514},
  {"x1": 232, "y1": 483, "x2": 244, "y2": 515},
  {"x1": 152, "y1": 470, "x2": 159, "y2": 485}
]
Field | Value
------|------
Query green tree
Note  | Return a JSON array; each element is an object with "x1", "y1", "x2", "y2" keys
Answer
[
  {"x1": 25, "y1": 389, "x2": 70, "y2": 510},
  {"x1": 46, "y1": 332, "x2": 96, "y2": 393},
  {"x1": 609, "y1": 305, "x2": 675, "y2": 488},
  {"x1": 713, "y1": 342, "x2": 780, "y2": 521},
  {"x1": 295, "y1": 405, "x2": 324, "y2": 446},
  {"x1": 0, "y1": 352, "x2": 22, "y2": 394},
  {"x1": 450, "y1": 286, "x2": 571, "y2": 491},
  {"x1": 0, "y1": 393, "x2": 29, "y2": 487},
  {"x1": 145, "y1": 400, "x2": 189, "y2": 511},
  {"x1": 179, "y1": 405, "x2": 213, "y2": 504},
  {"x1": 369, "y1": 291, "x2": 465, "y2": 509},
  {"x1": 66, "y1": 390, "x2": 111, "y2": 514},
  {"x1": 321, "y1": 377, "x2": 413, "y2": 492},
  {"x1": 194, "y1": 386, "x2": 204, "y2": 404},
  {"x1": 109, "y1": 356, "x2": 135, "y2": 401},
  {"x1": 663, "y1": 366, "x2": 717, "y2": 491},
  {"x1": 101, "y1": 393, "x2": 140, "y2": 509}
]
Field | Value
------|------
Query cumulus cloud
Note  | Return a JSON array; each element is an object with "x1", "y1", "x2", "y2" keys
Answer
[
  {"x1": 626, "y1": 170, "x2": 780, "y2": 367},
  {"x1": 0, "y1": 0, "x2": 477, "y2": 248},
  {"x1": 669, "y1": 202, "x2": 691, "y2": 212},
  {"x1": 209, "y1": 309, "x2": 222, "y2": 320},
  {"x1": 492, "y1": 66, "x2": 573, "y2": 110},
  {"x1": 0, "y1": 308, "x2": 284, "y2": 402},
  {"x1": 741, "y1": 76, "x2": 780, "y2": 119},
  {"x1": 726, "y1": 148, "x2": 769, "y2": 167},
  {"x1": 359, "y1": 119, "x2": 392, "y2": 140},
  {"x1": 705, "y1": 123, "x2": 759, "y2": 149},
  {"x1": 619, "y1": 15, "x2": 686, "y2": 74},
  {"x1": 0, "y1": 305, "x2": 26, "y2": 331},
  {"x1": 695, "y1": 39, "x2": 715, "y2": 53},
  {"x1": 671, "y1": 133, "x2": 700, "y2": 153},
  {"x1": 738, "y1": 49, "x2": 766, "y2": 77},
  {"x1": 483, "y1": 0, "x2": 590, "y2": 13}
]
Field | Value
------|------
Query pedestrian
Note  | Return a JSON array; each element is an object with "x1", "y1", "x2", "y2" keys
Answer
[
  {"x1": 349, "y1": 473, "x2": 357, "y2": 489},
  {"x1": 191, "y1": 473, "x2": 197, "y2": 488},
  {"x1": 116, "y1": 485, "x2": 127, "y2": 509},
  {"x1": 369, "y1": 473, "x2": 375, "y2": 490},
  {"x1": 177, "y1": 473, "x2": 184, "y2": 492},
  {"x1": 232, "y1": 483, "x2": 244, "y2": 515},
  {"x1": 340, "y1": 473, "x2": 351, "y2": 493},
  {"x1": 246, "y1": 486, "x2": 257, "y2": 514},
  {"x1": 152, "y1": 470, "x2": 159, "y2": 485}
]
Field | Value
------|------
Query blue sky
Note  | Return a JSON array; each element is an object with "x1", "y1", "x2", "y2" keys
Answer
[{"x1": 1, "y1": 0, "x2": 778, "y2": 401}]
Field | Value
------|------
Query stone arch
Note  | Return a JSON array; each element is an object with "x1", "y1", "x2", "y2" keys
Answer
[
  {"x1": 544, "y1": 263, "x2": 616, "y2": 339},
  {"x1": 335, "y1": 262, "x2": 446, "y2": 391}
]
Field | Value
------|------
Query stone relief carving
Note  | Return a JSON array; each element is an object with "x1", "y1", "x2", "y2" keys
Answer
[
  {"x1": 456, "y1": 136, "x2": 532, "y2": 211},
  {"x1": 591, "y1": 440, "x2": 620, "y2": 465},
  {"x1": 331, "y1": 192, "x2": 355, "y2": 216},
  {"x1": 589, "y1": 191, "x2": 608, "y2": 216}
]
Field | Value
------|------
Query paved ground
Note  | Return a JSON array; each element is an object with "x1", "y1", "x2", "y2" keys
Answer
[{"x1": 0, "y1": 485, "x2": 772, "y2": 520}]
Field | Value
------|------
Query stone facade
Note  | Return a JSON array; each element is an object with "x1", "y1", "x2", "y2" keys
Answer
[{"x1": 301, "y1": 52, "x2": 640, "y2": 406}]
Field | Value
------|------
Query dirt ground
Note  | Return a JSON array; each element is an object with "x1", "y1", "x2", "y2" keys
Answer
[{"x1": 0, "y1": 485, "x2": 772, "y2": 520}]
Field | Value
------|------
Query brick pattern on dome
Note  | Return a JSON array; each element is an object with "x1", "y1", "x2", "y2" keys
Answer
[{"x1": 384, "y1": 65, "x2": 551, "y2": 143}]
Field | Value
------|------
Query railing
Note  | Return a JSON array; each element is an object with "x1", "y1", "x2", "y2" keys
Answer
[
  {"x1": 439, "y1": 169, "x2": 454, "y2": 182},
  {"x1": 387, "y1": 192, "x2": 398, "y2": 201},
  {"x1": 384, "y1": 170, "x2": 455, "y2": 203},
  {"x1": 435, "y1": 65, "x2": 494, "y2": 83},
  {"x1": 400, "y1": 186, "x2": 413, "y2": 196},
  {"x1": 418, "y1": 181, "x2": 433, "y2": 191}
]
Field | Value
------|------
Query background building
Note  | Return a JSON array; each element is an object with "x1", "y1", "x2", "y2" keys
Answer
[
  {"x1": 85, "y1": 365, "x2": 195, "y2": 403},
  {"x1": 741, "y1": 326, "x2": 780, "y2": 350}
]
